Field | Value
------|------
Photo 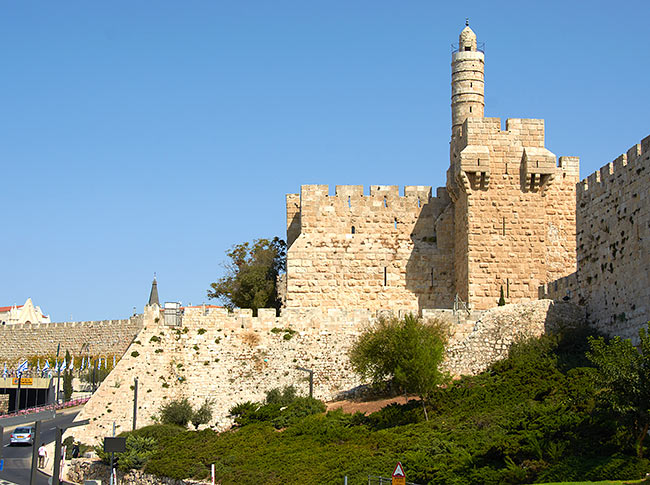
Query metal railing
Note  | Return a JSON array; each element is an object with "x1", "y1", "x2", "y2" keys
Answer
[
  {"x1": 451, "y1": 42, "x2": 485, "y2": 53},
  {"x1": 453, "y1": 293, "x2": 471, "y2": 319},
  {"x1": 0, "y1": 396, "x2": 90, "y2": 420},
  {"x1": 368, "y1": 476, "x2": 420, "y2": 485}
]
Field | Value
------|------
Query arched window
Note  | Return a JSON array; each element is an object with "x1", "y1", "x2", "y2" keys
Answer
[{"x1": 351, "y1": 226, "x2": 356, "y2": 234}]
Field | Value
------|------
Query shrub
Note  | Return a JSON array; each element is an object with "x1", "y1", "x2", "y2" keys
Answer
[
  {"x1": 96, "y1": 434, "x2": 157, "y2": 471},
  {"x1": 191, "y1": 400, "x2": 213, "y2": 429},
  {"x1": 159, "y1": 398, "x2": 194, "y2": 427},
  {"x1": 498, "y1": 285, "x2": 506, "y2": 306}
]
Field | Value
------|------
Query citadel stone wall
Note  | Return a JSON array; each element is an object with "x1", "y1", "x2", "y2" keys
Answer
[
  {"x1": 448, "y1": 116, "x2": 579, "y2": 310},
  {"x1": 285, "y1": 185, "x2": 456, "y2": 311},
  {"x1": 0, "y1": 316, "x2": 144, "y2": 362},
  {"x1": 72, "y1": 300, "x2": 582, "y2": 445},
  {"x1": 541, "y1": 136, "x2": 650, "y2": 342}
]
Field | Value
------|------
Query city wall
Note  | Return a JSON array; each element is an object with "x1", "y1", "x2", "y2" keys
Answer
[
  {"x1": 0, "y1": 316, "x2": 144, "y2": 362},
  {"x1": 541, "y1": 135, "x2": 650, "y2": 342},
  {"x1": 285, "y1": 185, "x2": 456, "y2": 312},
  {"x1": 72, "y1": 300, "x2": 583, "y2": 445}
]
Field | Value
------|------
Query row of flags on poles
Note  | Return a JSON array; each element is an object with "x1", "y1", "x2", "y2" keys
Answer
[{"x1": 2, "y1": 355, "x2": 118, "y2": 378}]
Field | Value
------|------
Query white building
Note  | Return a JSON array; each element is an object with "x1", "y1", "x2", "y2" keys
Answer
[{"x1": 0, "y1": 298, "x2": 51, "y2": 325}]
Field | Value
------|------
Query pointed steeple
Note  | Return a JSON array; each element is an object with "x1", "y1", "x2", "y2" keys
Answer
[{"x1": 148, "y1": 275, "x2": 160, "y2": 307}]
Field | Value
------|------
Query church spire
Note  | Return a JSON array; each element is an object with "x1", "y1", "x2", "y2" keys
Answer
[{"x1": 148, "y1": 275, "x2": 160, "y2": 307}]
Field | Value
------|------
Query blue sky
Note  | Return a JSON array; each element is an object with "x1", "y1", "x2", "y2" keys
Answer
[{"x1": 1, "y1": 1, "x2": 648, "y2": 321}]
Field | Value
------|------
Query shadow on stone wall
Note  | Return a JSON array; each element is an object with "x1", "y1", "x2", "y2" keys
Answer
[{"x1": 404, "y1": 198, "x2": 455, "y2": 313}]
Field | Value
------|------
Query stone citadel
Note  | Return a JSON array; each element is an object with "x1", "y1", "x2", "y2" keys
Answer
[
  {"x1": 285, "y1": 23, "x2": 579, "y2": 312},
  {"x1": 0, "y1": 25, "x2": 647, "y2": 445}
]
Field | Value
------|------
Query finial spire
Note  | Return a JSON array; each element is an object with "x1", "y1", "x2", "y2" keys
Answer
[
  {"x1": 465, "y1": 18, "x2": 469, "y2": 26},
  {"x1": 148, "y1": 275, "x2": 160, "y2": 307}
]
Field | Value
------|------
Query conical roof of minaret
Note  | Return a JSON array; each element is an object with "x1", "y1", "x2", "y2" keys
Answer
[
  {"x1": 148, "y1": 277, "x2": 159, "y2": 307},
  {"x1": 459, "y1": 23, "x2": 478, "y2": 51}
]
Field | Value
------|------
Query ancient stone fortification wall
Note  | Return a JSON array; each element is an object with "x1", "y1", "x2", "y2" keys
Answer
[
  {"x1": 0, "y1": 316, "x2": 144, "y2": 361},
  {"x1": 541, "y1": 136, "x2": 650, "y2": 343},
  {"x1": 446, "y1": 300, "x2": 585, "y2": 375},
  {"x1": 72, "y1": 300, "x2": 581, "y2": 445},
  {"x1": 286, "y1": 185, "x2": 456, "y2": 312},
  {"x1": 448, "y1": 117, "x2": 579, "y2": 310}
]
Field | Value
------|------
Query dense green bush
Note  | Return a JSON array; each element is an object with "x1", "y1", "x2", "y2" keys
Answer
[
  {"x1": 109, "y1": 327, "x2": 650, "y2": 484},
  {"x1": 229, "y1": 386, "x2": 325, "y2": 428},
  {"x1": 191, "y1": 399, "x2": 214, "y2": 429},
  {"x1": 159, "y1": 398, "x2": 194, "y2": 427},
  {"x1": 96, "y1": 434, "x2": 157, "y2": 471}
]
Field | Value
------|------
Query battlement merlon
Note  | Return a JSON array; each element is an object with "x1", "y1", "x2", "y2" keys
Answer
[
  {"x1": 457, "y1": 117, "x2": 546, "y2": 148},
  {"x1": 296, "y1": 184, "x2": 446, "y2": 203},
  {"x1": 577, "y1": 134, "x2": 650, "y2": 198}
]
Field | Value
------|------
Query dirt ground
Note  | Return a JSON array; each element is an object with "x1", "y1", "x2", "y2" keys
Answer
[{"x1": 326, "y1": 395, "x2": 420, "y2": 415}]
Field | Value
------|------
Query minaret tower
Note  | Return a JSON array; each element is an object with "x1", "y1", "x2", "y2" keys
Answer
[{"x1": 451, "y1": 20, "x2": 484, "y2": 137}]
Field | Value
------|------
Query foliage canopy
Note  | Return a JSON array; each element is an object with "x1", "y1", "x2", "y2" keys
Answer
[
  {"x1": 207, "y1": 237, "x2": 286, "y2": 314},
  {"x1": 89, "y1": 327, "x2": 650, "y2": 484},
  {"x1": 587, "y1": 324, "x2": 650, "y2": 457},
  {"x1": 349, "y1": 314, "x2": 449, "y2": 414}
]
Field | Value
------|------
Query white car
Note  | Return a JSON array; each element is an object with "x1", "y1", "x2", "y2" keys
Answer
[{"x1": 10, "y1": 426, "x2": 35, "y2": 446}]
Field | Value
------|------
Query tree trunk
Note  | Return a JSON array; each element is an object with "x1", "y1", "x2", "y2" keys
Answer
[
  {"x1": 636, "y1": 421, "x2": 649, "y2": 458},
  {"x1": 422, "y1": 399, "x2": 429, "y2": 421}
]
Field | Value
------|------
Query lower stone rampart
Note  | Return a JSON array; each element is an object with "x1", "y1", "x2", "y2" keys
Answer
[
  {"x1": 0, "y1": 316, "x2": 144, "y2": 362},
  {"x1": 71, "y1": 300, "x2": 584, "y2": 445}
]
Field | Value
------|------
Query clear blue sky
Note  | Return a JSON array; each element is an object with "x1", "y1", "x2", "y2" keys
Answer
[{"x1": 2, "y1": 1, "x2": 648, "y2": 322}]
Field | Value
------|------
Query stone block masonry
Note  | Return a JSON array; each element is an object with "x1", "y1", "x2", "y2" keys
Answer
[
  {"x1": 72, "y1": 300, "x2": 582, "y2": 445},
  {"x1": 0, "y1": 315, "x2": 144, "y2": 362},
  {"x1": 448, "y1": 117, "x2": 579, "y2": 310},
  {"x1": 542, "y1": 135, "x2": 650, "y2": 343},
  {"x1": 286, "y1": 185, "x2": 456, "y2": 312}
]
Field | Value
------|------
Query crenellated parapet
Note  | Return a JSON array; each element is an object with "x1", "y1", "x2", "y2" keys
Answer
[
  {"x1": 568, "y1": 135, "x2": 650, "y2": 343},
  {"x1": 0, "y1": 315, "x2": 144, "y2": 361},
  {"x1": 287, "y1": 184, "x2": 451, "y2": 236},
  {"x1": 577, "y1": 135, "x2": 650, "y2": 199}
]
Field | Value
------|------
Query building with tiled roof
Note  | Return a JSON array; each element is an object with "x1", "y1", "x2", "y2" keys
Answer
[{"x1": 0, "y1": 298, "x2": 51, "y2": 325}]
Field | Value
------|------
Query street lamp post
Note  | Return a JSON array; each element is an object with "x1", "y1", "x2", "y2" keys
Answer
[{"x1": 296, "y1": 367, "x2": 314, "y2": 398}]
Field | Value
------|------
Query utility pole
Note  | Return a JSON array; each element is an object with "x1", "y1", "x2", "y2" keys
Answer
[
  {"x1": 132, "y1": 377, "x2": 138, "y2": 430},
  {"x1": 29, "y1": 420, "x2": 41, "y2": 485},
  {"x1": 296, "y1": 367, "x2": 314, "y2": 398},
  {"x1": 15, "y1": 374, "x2": 22, "y2": 412},
  {"x1": 110, "y1": 421, "x2": 116, "y2": 485},
  {"x1": 51, "y1": 419, "x2": 89, "y2": 485},
  {"x1": 55, "y1": 343, "x2": 61, "y2": 404}
]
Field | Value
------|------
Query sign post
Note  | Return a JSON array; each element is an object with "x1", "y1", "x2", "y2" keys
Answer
[{"x1": 392, "y1": 461, "x2": 406, "y2": 485}]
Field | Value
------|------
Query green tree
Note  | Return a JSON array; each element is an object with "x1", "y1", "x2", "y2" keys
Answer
[
  {"x1": 191, "y1": 399, "x2": 213, "y2": 429},
  {"x1": 159, "y1": 398, "x2": 194, "y2": 427},
  {"x1": 208, "y1": 237, "x2": 286, "y2": 315},
  {"x1": 349, "y1": 314, "x2": 449, "y2": 420},
  {"x1": 63, "y1": 350, "x2": 73, "y2": 401},
  {"x1": 587, "y1": 324, "x2": 650, "y2": 457},
  {"x1": 498, "y1": 285, "x2": 506, "y2": 306}
]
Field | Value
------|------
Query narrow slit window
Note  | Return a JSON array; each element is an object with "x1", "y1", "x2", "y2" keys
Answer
[
  {"x1": 469, "y1": 106, "x2": 472, "y2": 113},
  {"x1": 394, "y1": 218, "x2": 397, "y2": 229},
  {"x1": 430, "y1": 268, "x2": 434, "y2": 287},
  {"x1": 417, "y1": 197, "x2": 421, "y2": 208},
  {"x1": 347, "y1": 196, "x2": 351, "y2": 209},
  {"x1": 383, "y1": 267, "x2": 387, "y2": 286},
  {"x1": 502, "y1": 217, "x2": 506, "y2": 236},
  {"x1": 383, "y1": 196, "x2": 388, "y2": 208},
  {"x1": 351, "y1": 226, "x2": 356, "y2": 234}
]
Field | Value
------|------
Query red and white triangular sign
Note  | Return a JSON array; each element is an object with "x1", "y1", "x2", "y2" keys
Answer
[{"x1": 392, "y1": 462, "x2": 405, "y2": 477}]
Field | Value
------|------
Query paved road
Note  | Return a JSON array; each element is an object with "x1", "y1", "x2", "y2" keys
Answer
[{"x1": 0, "y1": 409, "x2": 79, "y2": 485}]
